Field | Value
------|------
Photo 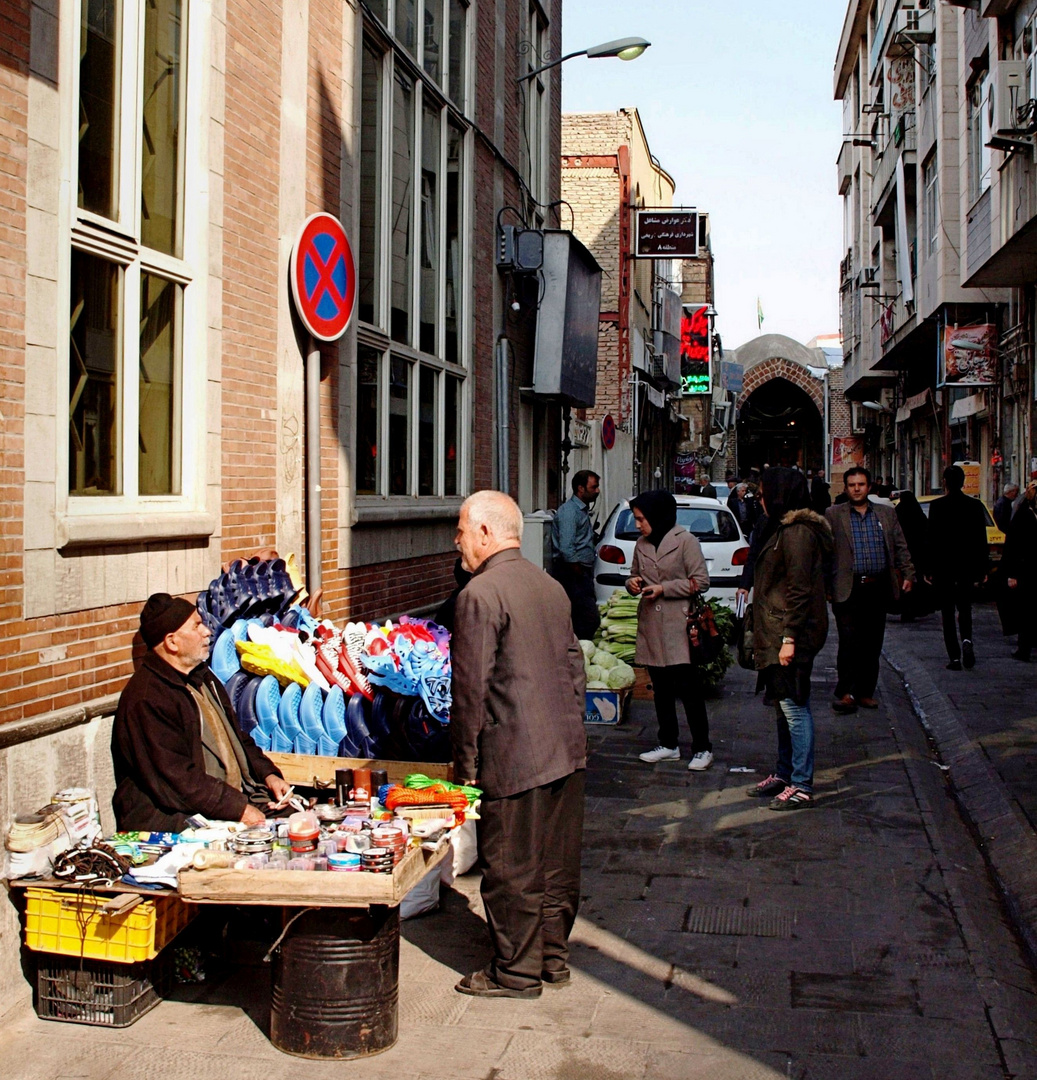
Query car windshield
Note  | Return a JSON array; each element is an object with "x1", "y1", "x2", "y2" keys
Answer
[
  {"x1": 614, "y1": 507, "x2": 740, "y2": 543},
  {"x1": 918, "y1": 498, "x2": 995, "y2": 528}
]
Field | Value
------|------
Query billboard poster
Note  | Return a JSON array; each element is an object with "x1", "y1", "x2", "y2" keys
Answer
[
  {"x1": 832, "y1": 436, "x2": 866, "y2": 470},
  {"x1": 673, "y1": 451, "x2": 700, "y2": 495},
  {"x1": 940, "y1": 324, "x2": 996, "y2": 387},
  {"x1": 680, "y1": 304, "x2": 711, "y2": 395}
]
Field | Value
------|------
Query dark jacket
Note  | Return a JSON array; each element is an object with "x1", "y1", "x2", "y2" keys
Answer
[
  {"x1": 825, "y1": 500, "x2": 915, "y2": 605},
  {"x1": 927, "y1": 491, "x2": 989, "y2": 584},
  {"x1": 992, "y1": 495, "x2": 1015, "y2": 535},
  {"x1": 1003, "y1": 503, "x2": 1037, "y2": 592},
  {"x1": 753, "y1": 509, "x2": 833, "y2": 669},
  {"x1": 112, "y1": 651, "x2": 281, "y2": 831},
  {"x1": 450, "y1": 548, "x2": 587, "y2": 798}
]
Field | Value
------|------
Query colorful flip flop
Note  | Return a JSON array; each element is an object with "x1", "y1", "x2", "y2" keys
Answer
[
  {"x1": 299, "y1": 682, "x2": 325, "y2": 740},
  {"x1": 322, "y1": 685, "x2": 348, "y2": 743},
  {"x1": 278, "y1": 681, "x2": 302, "y2": 736},
  {"x1": 254, "y1": 675, "x2": 281, "y2": 735},
  {"x1": 236, "y1": 678, "x2": 261, "y2": 734},
  {"x1": 211, "y1": 629, "x2": 241, "y2": 684},
  {"x1": 293, "y1": 731, "x2": 317, "y2": 755},
  {"x1": 271, "y1": 728, "x2": 293, "y2": 753},
  {"x1": 250, "y1": 726, "x2": 272, "y2": 752},
  {"x1": 224, "y1": 670, "x2": 251, "y2": 715}
]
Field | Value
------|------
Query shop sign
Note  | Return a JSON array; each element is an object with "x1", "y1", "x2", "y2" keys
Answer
[
  {"x1": 939, "y1": 324, "x2": 996, "y2": 387},
  {"x1": 832, "y1": 436, "x2": 866, "y2": 469},
  {"x1": 720, "y1": 360, "x2": 743, "y2": 394},
  {"x1": 680, "y1": 304, "x2": 711, "y2": 395},
  {"x1": 635, "y1": 210, "x2": 699, "y2": 258},
  {"x1": 952, "y1": 460, "x2": 981, "y2": 497}
]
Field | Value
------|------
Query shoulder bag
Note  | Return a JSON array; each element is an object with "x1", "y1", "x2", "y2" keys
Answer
[{"x1": 686, "y1": 592, "x2": 723, "y2": 665}]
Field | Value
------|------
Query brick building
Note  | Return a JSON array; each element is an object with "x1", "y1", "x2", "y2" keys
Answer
[
  {"x1": 0, "y1": 0, "x2": 565, "y2": 1011},
  {"x1": 561, "y1": 108, "x2": 683, "y2": 508}
]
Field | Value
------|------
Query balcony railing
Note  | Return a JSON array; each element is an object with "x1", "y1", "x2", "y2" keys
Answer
[{"x1": 874, "y1": 289, "x2": 914, "y2": 353}]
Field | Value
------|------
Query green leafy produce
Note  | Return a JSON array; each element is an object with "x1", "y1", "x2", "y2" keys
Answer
[
  {"x1": 696, "y1": 598, "x2": 735, "y2": 692},
  {"x1": 592, "y1": 650, "x2": 619, "y2": 670},
  {"x1": 607, "y1": 662, "x2": 636, "y2": 689},
  {"x1": 585, "y1": 664, "x2": 605, "y2": 684},
  {"x1": 580, "y1": 640, "x2": 597, "y2": 661}
]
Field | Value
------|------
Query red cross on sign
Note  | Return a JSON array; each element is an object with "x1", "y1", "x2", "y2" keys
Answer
[{"x1": 290, "y1": 213, "x2": 357, "y2": 342}]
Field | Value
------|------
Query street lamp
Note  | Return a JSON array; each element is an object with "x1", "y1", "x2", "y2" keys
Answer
[{"x1": 516, "y1": 36, "x2": 651, "y2": 82}]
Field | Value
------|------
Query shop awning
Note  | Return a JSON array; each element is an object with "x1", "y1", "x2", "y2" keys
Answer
[{"x1": 896, "y1": 388, "x2": 930, "y2": 424}]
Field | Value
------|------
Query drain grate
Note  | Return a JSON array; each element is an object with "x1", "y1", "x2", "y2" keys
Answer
[{"x1": 683, "y1": 905, "x2": 793, "y2": 938}]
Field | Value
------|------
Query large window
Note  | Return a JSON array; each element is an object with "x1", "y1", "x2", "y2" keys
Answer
[
  {"x1": 69, "y1": 0, "x2": 193, "y2": 500},
  {"x1": 520, "y1": 2, "x2": 549, "y2": 209},
  {"x1": 968, "y1": 69, "x2": 992, "y2": 201},
  {"x1": 922, "y1": 152, "x2": 938, "y2": 258},
  {"x1": 356, "y1": 3, "x2": 469, "y2": 499}
]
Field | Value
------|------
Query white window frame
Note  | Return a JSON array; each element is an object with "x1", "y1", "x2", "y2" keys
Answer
[
  {"x1": 521, "y1": 0, "x2": 550, "y2": 212},
  {"x1": 922, "y1": 151, "x2": 938, "y2": 257},
  {"x1": 355, "y1": 7, "x2": 471, "y2": 503},
  {"x1": 57, "y1": 0, "x2": 210, "y2": 545},
  {"x1": 968, "y1": 69, "x2": 992, "y2": 202}
]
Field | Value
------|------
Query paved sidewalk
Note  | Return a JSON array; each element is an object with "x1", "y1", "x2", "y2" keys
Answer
[
  {"x1": 881, "y1": 604, "x2": 1037, "y2": 963},
  {"x1": 3, "y1": 642, "x2": 1037, "y2": 1079}
]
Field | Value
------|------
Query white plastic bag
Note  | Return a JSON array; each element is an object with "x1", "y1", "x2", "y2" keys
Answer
[
  {"x1": 439, "y1": 817, "x2": 478, "y2": 886},
  {"x1": 400, "y1": 865, "x2": 442, "y2": 919}
]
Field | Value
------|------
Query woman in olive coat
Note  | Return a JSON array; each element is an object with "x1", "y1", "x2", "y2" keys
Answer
[
  {"x1": 746, "y1": 468, "x2": 833, "y2": 810},
  {"x1": 626, "y1": 491, "x2": 712, "y2": 770}
]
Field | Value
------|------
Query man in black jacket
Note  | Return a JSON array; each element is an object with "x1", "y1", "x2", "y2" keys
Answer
[
  {"x1": 112, "y1": 593, "x2": 290, "y2": 831},
  {"x1": 927, "y1": 466, "x2": 990, "y2": 670}
]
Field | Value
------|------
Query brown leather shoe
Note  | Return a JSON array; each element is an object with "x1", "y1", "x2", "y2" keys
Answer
[
  {"x1": 455, "y1": 969, "x2": 542, "y2": 998},
  {"x1": 832, "y1": 694, "x2": 857, "y2": 714},
  {"x1": 858, "y1": 697, "x2": 879, "y2": 709}
]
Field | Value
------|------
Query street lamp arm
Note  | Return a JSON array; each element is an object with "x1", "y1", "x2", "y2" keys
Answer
[{"x1": 517, "y1": 49, "x2": 588, "y2": 83}]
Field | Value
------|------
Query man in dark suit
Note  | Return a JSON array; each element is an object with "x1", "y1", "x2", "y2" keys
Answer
[
  {"x1": 451, "y1": 491, "x2": 587, "y2": 999},
  {"x1": 927, "y1": 466, "x2": 989, "y2": 670},
  {"x1": 826, "y1": 467, "x2": 915, "y2": 713}
]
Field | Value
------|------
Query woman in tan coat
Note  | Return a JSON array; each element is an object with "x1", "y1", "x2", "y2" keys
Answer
[{"x1": 626, "y1": 491, "x2": 713, "y2": 770}]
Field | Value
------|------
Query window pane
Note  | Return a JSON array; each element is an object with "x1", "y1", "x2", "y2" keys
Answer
[
  {"x1": 444, "y1": 373, "x2": 460, "y2": 496},
  {"x1": 423, "y1": 0, "x2": 443, "y2": 82},
  {"x1": 418, "y1": 366, "x2": 436, "y2": 495},
  {"x1": 388, "y1": 356, "x2": 411, "y2": 495},
  {"x1": 366, "y1": 0, "x2": 388, "y2": 22},
  {"x1": 138, "y1": 273, "x2": 181, "y2": 494},
  {"x1": 69, "y1": 250, "x2": 121, "y2": 495},
  {"x1": 445, "y1": 121, "x2": 463, "y2": 365},
  {"x1": 78, "y1": 0, "x2": 121, "y2": 219},
  {"x1": 397, "y1": 0, "x2": 417, "y2": 55},
  {"x1": 356, "y1": 346, "x2": 381, "y2": 495},
  {"x1": 448, "y1": 0, "x2": 466, "y2": 105},
  {"x1": 391, "y1": 68, "x2": 414, "y2": 345},
  {"x1": 140, "y1": 0, "x2": 184, "y2": 255},
  {"x1": 419, "y1": 104, "x2": 440, "y2": 354},
  {"x1": 359, "y1": 42, "x2": 383, "y2": 325}
]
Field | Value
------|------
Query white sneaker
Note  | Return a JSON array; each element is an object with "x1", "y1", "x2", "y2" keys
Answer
[
  {"x1": 639, "y1": 746, "x2": 680, "y2": 763},
  {"x1": 687, "y1": 751, "x2": 714, "y2": 771}
]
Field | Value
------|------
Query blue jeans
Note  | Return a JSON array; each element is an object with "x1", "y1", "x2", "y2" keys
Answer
[{"x1": 775, "y1": 698, "x2": 814, "y2": 791}]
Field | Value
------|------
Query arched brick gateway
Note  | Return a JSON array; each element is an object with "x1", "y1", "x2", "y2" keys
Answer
[{"x1": 736, "y1": 357, "x2": 825, "y2": 417}]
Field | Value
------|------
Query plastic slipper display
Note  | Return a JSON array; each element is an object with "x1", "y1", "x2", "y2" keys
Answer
[{"x1": 254, "y1": 675, "x2": 282, "y2": 735}]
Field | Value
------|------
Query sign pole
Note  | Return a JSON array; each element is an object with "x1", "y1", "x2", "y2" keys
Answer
[{"x1": 306, "y1": 335, "x2": 322, "y2": 594}]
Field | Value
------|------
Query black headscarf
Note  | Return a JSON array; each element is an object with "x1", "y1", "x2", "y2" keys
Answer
[
  {"x1": 629, "y1": 490, "x2": 677, "y2": 549},
  {"x1": 895, "y1": 491, "x2": 929, "y2": 572},
  {"x1": 758, "y1": 467, "x2": 810, "y2": 546}
]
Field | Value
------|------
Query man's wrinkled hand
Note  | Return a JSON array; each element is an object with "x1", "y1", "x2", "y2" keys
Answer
[
  {"x1": 266, "y1": 774, "x2": 291, "y2": 806},
  {"x1": 240, "y1": 804, "x2": 266, "y2": 826}
]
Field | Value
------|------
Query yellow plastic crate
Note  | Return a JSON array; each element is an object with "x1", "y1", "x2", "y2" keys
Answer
[{"x1": 24, "y1": 888, "x2": 195, "y2": 964}]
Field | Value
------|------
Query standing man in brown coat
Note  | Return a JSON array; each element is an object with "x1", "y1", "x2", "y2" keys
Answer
[
  {"x1": 451, "y1": 491, "x2": 588, "y2": 999},
  {"x1": 826, "y1": 467, "x2": 915, "y2": 713}
]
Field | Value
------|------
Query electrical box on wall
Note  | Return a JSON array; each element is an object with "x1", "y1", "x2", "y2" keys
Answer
[
  {"x1": 532, "y1": 231, "x2": 602, "y2": 408},
  {"x1": 497, "y1": 225, "x2": 544, "y2": 273}
]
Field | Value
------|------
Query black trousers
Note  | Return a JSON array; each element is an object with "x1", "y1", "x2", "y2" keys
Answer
[
  {"x1": 937, "y1": 579, "x2": 973, "y2": 661},
  {"x1": 833, "y1": 576, "x2": 890, "y2": 699},
  {"x1": 554, "y1": 562, "x2": 600, "y2": 641},
  {"x1": 477, "y1": 770, "x2": 585, "y2": 990},
  {"x1": 647, "y1": 664, "x2": 711, "y2": 753}
]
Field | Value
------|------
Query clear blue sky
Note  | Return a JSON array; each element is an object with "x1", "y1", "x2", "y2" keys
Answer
[{"x1": 561, "y1": 0, "x2": 846, "y2": 350}]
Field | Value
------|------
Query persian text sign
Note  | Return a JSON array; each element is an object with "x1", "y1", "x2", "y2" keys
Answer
[
  {"x1": 940, "y1": 324, "x2": 996, "y2": 387},
  {"x1": 680, "y1": 304, "x2": 711, "y2": 395},
  {"x1": 635, "y1": 210, "x2": 699, "y2": 259}
]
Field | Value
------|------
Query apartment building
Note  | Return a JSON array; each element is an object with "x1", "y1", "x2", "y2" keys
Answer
[
  {"x1": 0, "y1": 0, "x2": 570, "y2": 1010},
  {"x1": 835, "y1": 0, "x2": 1020, "y2": 499},
  {"x1": 561, "y1": 108, "x2": 683, "y2": 502}
]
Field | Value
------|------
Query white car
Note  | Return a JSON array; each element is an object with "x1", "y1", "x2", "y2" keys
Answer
[{"x1": 593, "y1": 496, "x2": 749, "y2": 610}]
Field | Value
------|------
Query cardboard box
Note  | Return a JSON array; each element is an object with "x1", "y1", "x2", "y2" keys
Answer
[{"x1": 585, "y1": 689, "x2": 629, "y2": 725}]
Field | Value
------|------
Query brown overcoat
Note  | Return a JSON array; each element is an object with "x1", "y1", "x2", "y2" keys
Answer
[
  {"x1": 450, "y1": 548, "x2": 587, "y2": 798},
  {"x1": 628, "y1": 527, "x2": 711, "y2": 668}
]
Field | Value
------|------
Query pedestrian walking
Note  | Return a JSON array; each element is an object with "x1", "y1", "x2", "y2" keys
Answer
[
  {"x1": 451, "y1": 491, "x2": 587, "y2": 998},
  {"x1": 728, "y1": 482, "x2": 757, "y2": 534},
  {"x1": 1004, "y1": 481, "x2": 1037, "y2": 662},
  {"x1": 895, "y1": 490, "x2": 932, "y2": 621},
  {"x1": 826, "y1": 466, "x2": 915, "y2": 712},
  {"x1": 626, "y1": 491, "x2": 713, "y2": 770},
  {"x1": 993, "y1": 482, "x2": 1019, "y2": 535},
  {"x1": 810, "y1": 473, "x2": 832, "y2": 514},
  {"x1": 926, "y1": 466, "x2": 989, "y2": 670},
  {"x1": 745, "y1": 468, "x2": 832, "y2": 810},
  {"x1": 550, "y1": 469, "x2": 601, "y2": 641}
]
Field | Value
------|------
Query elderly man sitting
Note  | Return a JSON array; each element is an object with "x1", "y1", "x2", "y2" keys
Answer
[{"x1": 111, "y1": 593, "x2": 290, "y2": 831}]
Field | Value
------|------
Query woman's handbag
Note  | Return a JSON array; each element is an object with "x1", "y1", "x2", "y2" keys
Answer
[
  {"x1": 686, "y1": 593, "x2": 723, "y2": 665},
  {"x1": 736, "y1": 603, "x2": 755, "y2": 670}
]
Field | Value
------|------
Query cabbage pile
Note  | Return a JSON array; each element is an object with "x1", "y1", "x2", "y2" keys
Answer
[{"x1": 580, "y1": 638, "x2": 636, "y2": 691}]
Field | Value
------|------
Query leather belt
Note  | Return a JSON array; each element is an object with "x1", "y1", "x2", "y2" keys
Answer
[{"x1": 854, "y1": 573, "x2": 887, "y2": 585}]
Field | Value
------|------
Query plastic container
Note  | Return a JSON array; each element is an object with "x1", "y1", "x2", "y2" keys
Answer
[
  {"x1": 24, "y1": 889, "x2": 195, "y2": 964},
  {"x1": 34, "y1": 951, "x2": 171, "y2": 1027}
]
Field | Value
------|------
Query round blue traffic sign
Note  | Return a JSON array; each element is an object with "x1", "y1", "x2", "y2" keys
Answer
[{"x1": 290, "y1": 213, "x2": 357, "y2": 341}]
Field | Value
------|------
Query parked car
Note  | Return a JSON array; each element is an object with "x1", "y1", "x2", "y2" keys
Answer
[{"x1": 593, "y1": 496, "x2": 749, "y2": 610}]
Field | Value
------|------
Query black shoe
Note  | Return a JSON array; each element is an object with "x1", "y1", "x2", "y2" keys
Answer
[
  {"x1": 946, "y1": 659, "x2": 962, "y2": 671},
  {"x1": 455, "y1": 970, "x2": 542, "y2": 998},
  {"x1": 962, "y1": 641, "x2": 975, "y2": 669},
  {"x1": 746, "y1": 773, "x2": 791, "y2": 798},
  {"x1": 832, "y1": 694, "x2": 857, "y2": 714}
]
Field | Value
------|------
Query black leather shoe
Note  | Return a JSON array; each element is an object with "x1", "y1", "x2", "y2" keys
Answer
[
  {"x1": 455, "y1": 970, "x2": 542, "y2": 998},
  {"x1": 947, "y1": 659, "x2": 962, "y2": 671},
  {"x1": 962, "y1": 641, "x2": 975, "y2": 669}
]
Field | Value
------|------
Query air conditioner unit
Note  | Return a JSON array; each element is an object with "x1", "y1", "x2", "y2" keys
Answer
[
  {"x1": 895, "y1": 6, "x2": 935, "y2": 45},
  {"x1": 862, "y1": 266, "x2": 879, "y2": 285},
  {"x1": 995, "y1": 60, "x2": 1027, "y2": 135}
]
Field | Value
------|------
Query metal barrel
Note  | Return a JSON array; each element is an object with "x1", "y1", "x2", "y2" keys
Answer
[{"x1": 270, "y1": 905, "x2": 399, "y2": 1059}]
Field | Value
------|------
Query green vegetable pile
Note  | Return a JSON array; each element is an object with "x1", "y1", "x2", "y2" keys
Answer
[{"x1": 589, "y1": 591, "x2": 736, "y2": 695}]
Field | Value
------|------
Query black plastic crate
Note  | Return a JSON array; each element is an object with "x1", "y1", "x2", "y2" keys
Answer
[{"x1": 34, "y1": 951, "x2": 171, "y2": 1027}]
